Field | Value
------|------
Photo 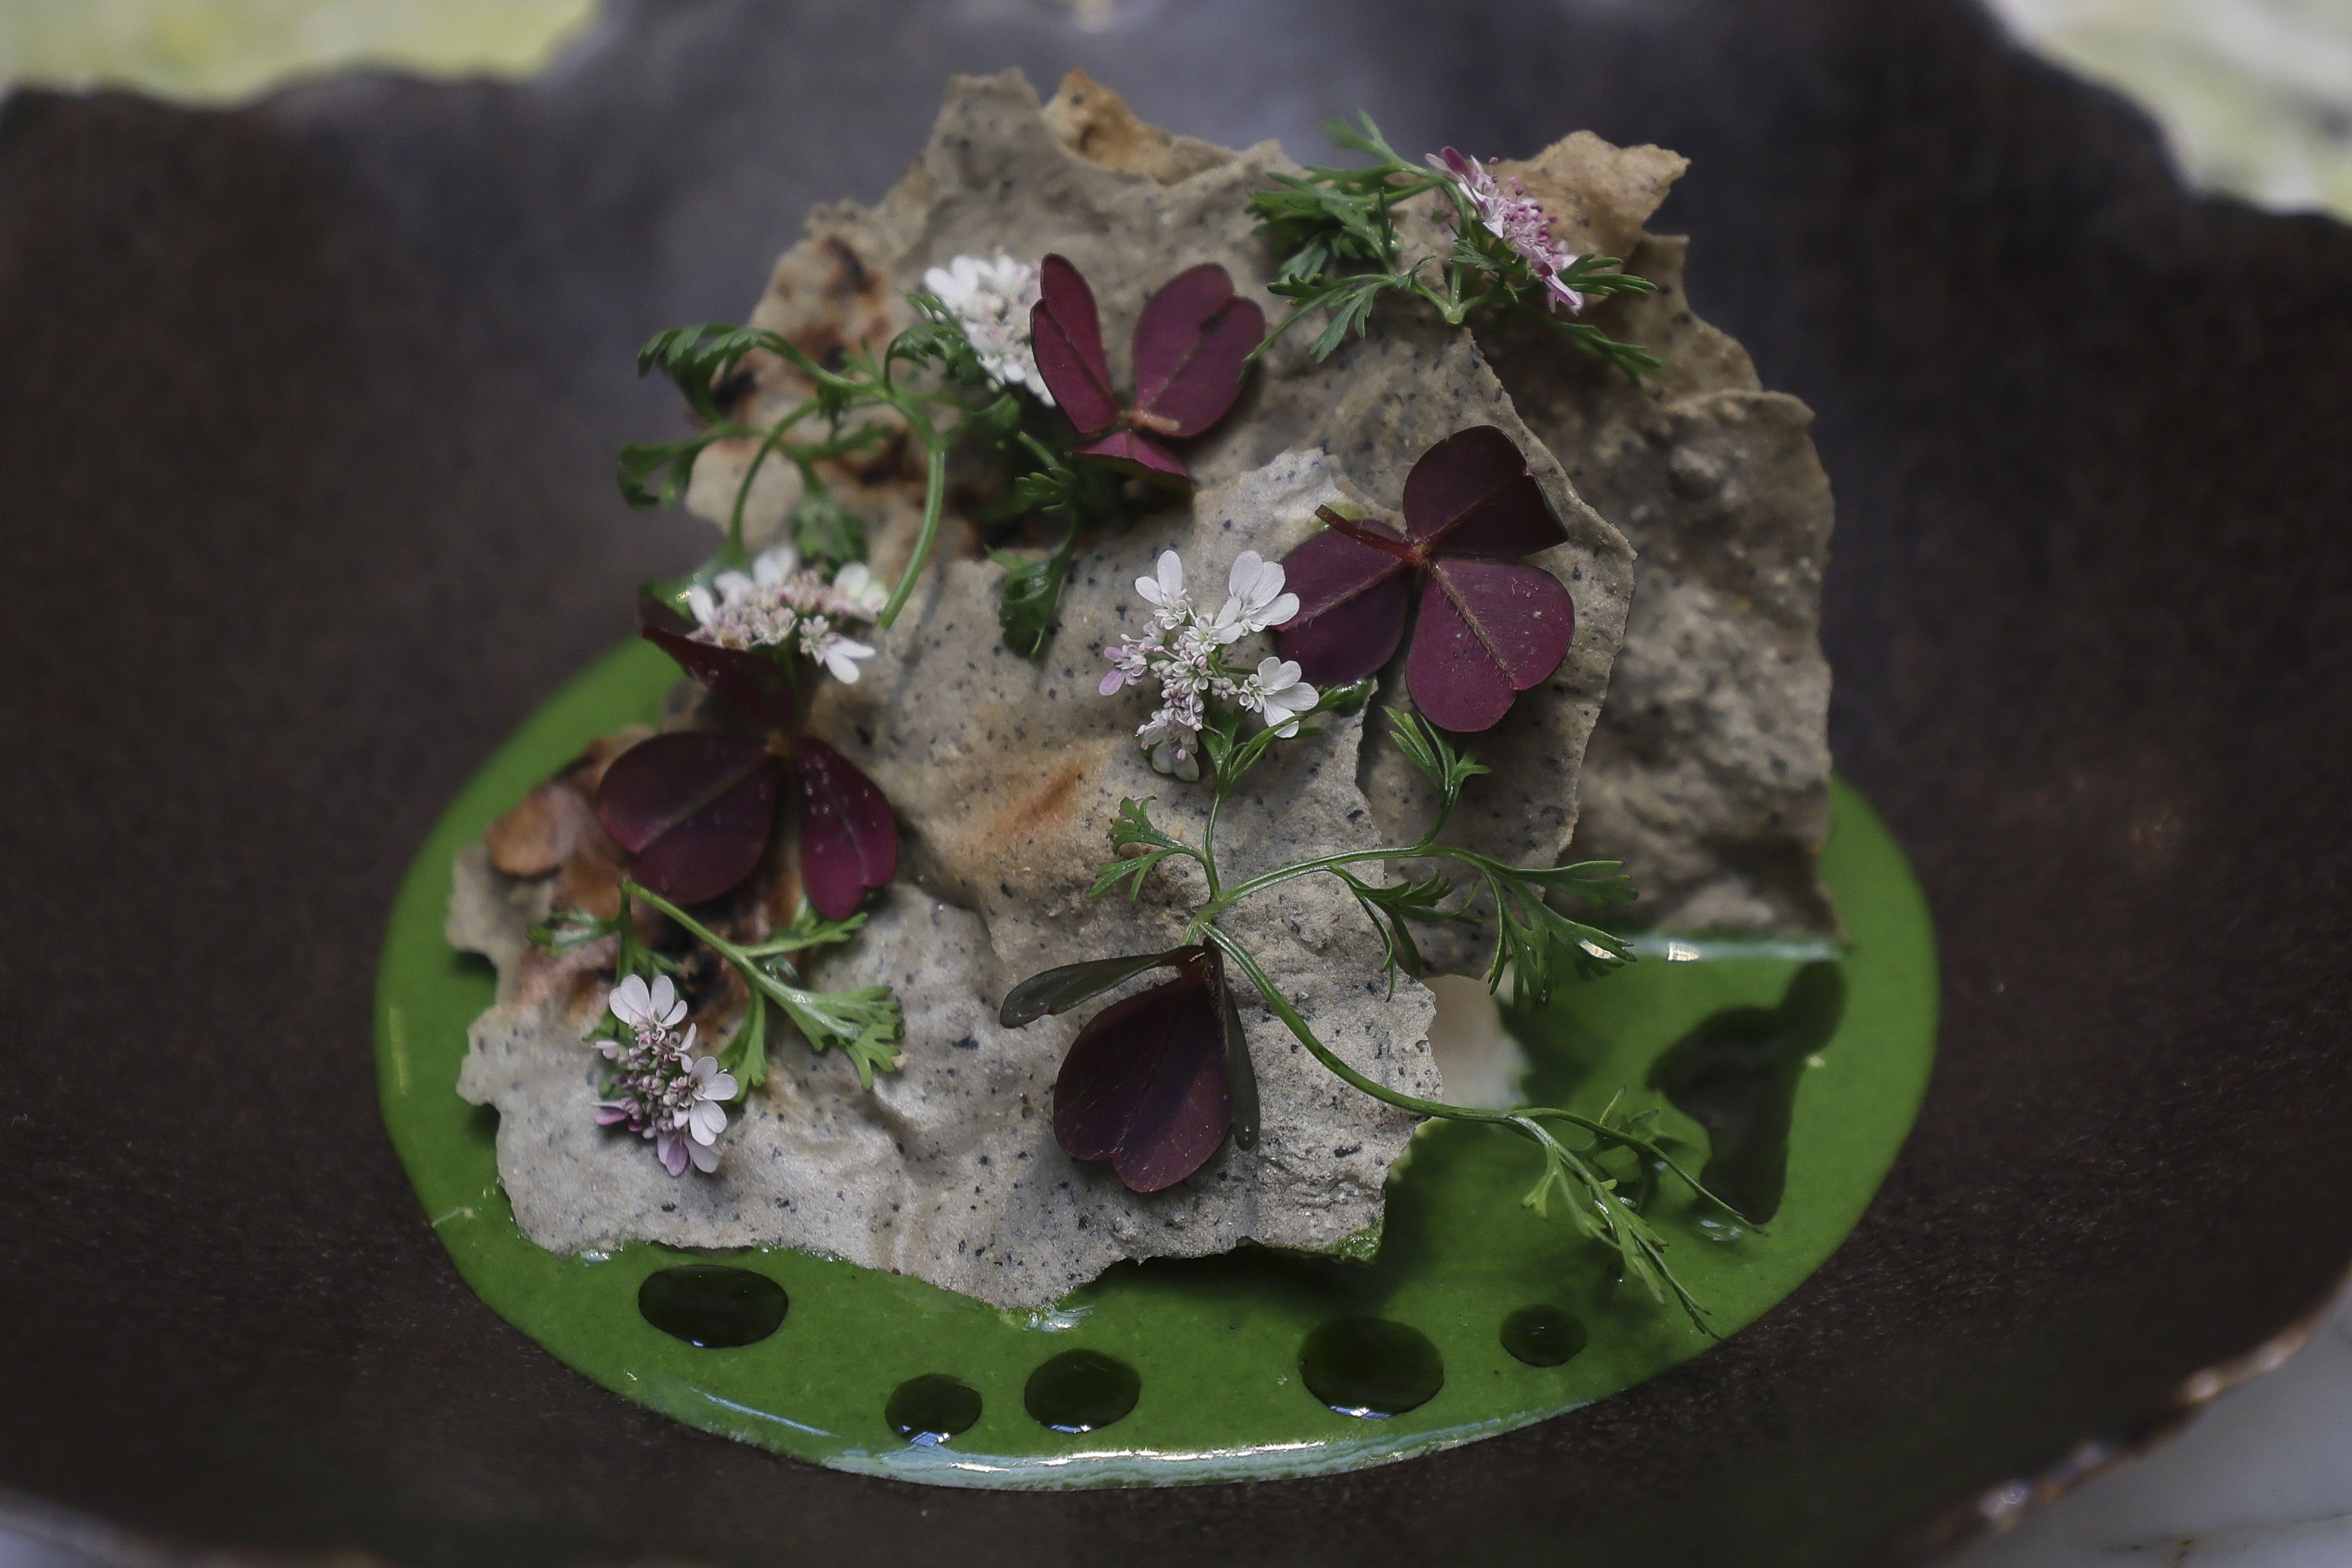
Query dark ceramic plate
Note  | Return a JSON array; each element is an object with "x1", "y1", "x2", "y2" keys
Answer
[{"x1": 5, "y1": 1, "x2": 2348, "y2": 1563}]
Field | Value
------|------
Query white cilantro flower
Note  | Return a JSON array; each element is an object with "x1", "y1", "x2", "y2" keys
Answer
[
  {"x1": 1211, "y1": 551, "x2": 1300, "y2": 643},
  {"x1": 1134, "y1": 549, "x2": 1189, "y2": 625},
  {"x1": 1101, "y1": 547, "x2": 1318, "y2": 776},
  {"x1": 680, "y1": 545, "x2": 887, "y2": 685},
  {"x1": 686, "y1": 544, "x2": 803, "y2": 650},
  {"x1": 799, "y1": 615, "x2": 875, "y2": 683},
  {"x1": 680, "y1": 1056, "x2": 737, "y2": 1152},
  {"x1": 829, "y1": 561, "x2": 889, "y2": 618},
  {"x1": 923, "y1": 252, "x2": 1053, "y2": 405},
  {"x1": 1240, "y1": 656, "x2": 1318, "y2": 737},
  {"x1": 607, "y1": 972, "x2": 688, "y2": 1032},
  {"x1": 1148, "y1": 733, "x2": 1201, "y2": 782}
]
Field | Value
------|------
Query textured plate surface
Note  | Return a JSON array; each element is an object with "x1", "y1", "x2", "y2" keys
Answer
[{"x1": 3, "y1": 0, "x2": 2349, "y2": 1563}]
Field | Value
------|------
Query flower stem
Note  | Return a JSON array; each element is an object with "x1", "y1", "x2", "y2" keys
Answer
[
  {"x1": 1188, "y1": 842, "x2": 1429, "y2": 934},
  {"x1": 876, "y1": 441, "x2": 948, "y2": 629},
  {"x1": 727, "y1": 398, "x2": 817, "y2": 555},
  {"x1": 1200, "y1": 813, "x2": 1228, "y2": 902},
  {"x1": 1200, "y1": 924, "x2": 1725, "y2": 1204},
  {"x1": 623, "y1": 881, "x2": 757, "y2": 968}
]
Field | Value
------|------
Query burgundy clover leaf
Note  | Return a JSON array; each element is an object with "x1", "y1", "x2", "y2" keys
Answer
[
  {"x1": 594, "y1": 601, "x2": 899, "y2": 917},
  {"x1": 1273, "y1": 425, "x2": 1576, "y2": 733},
  {"x1": 1003, "y1": 944, "x2": 1259, "y2": 1192},
  {"x1": 595, "y1": 731, "x2": 783, "y2": 906},
  {"x1": 1029, "y1": 254, "x2": 1265, "y2": 488},
  {"x1": 637, "y1": 615, "x2": 797, "y2": 733},
  {"x1": 1046, "y1": 945, "x2": 1256, "y2": 1193},
  {"x1": 794, "y1": 737, "x2": 899, "y2": 922}
]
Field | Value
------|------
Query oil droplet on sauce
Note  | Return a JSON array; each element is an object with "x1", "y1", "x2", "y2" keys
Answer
[
  {"x1": 1023, "y1": 1349, "x2": 1140, "y2": 1432},
  {"x1": 1299, "y1": 1317, "x2": 1443, "y2": 1418},
  {"x1": 887, "y1": 1373, "x2": 983, "y2": 1445},
  {"x1": 637, "y1": 1264, "x2": 788, "y2": 1348},
  {"x1": 1500, "y1": 1304, "x2": 1587, "y2": 1367}
]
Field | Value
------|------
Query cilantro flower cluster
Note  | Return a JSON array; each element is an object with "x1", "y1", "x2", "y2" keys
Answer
[
  {"x1": 1101, "y1": 549, "x2": 1316, "y2": 780},
  {"x1": 594, "y1": 974, "x2": 737, "y2": 1177},
  {"x1": 921, "y1": 252, "x2": 1053, "y2": 406},
  {"x1": 1426, "y1": 147, "x2": 1588, "y2": 314},
  {"x1": 683, "y1": 543, "x2": 888, "y2": 682}
]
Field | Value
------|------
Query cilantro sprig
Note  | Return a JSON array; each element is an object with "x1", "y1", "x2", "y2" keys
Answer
[
  {"x1": 1169, "y1": 710, "x2": 1633, "y2": 1002},
  {"x1": 620, "y1": 316, "x2": 988, "y2": 633},
  {"x1": 597, "y1": 884, "x2": 898, "y2": 1091},
  {"x1": 1044, "y1": 704, "x2": 1731, "y2": 1332},
  {"x1": 1247, "y1": 113, "x2": 1661, "y2": 375},
  {"x1": 987, "y1": 432, "x2": 1132, "y2": 657},
  {"x1": 624, "y1": 294, "x2": 1138, "y2": 657}
]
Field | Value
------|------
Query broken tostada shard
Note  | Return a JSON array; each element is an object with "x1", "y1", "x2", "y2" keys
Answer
[{"x1": 437, "y1": 68, "x2": 1870, "y2": 1405}]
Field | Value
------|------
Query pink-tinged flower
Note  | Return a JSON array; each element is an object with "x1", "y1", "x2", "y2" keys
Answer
[
  {"x1": 594, "y1": 976, "x2": 737, "y2": 1177},
  {"x1": 681, "y1": 545, "x2": 887, "y2": 680},
  {"x1": 1426, "y1": 147, "x2": 1586, "y2": 314}
]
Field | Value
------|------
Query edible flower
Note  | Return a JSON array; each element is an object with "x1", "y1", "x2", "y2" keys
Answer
[
  {"x1": 1101, "y1": 549, "x2": 1318, "y2": 779},
  {"x1": 921, "y1": 252, "x2": 1053, "y2": 404},
  {"x1": 594, "y1": 974, "x2": 739, "y2": 1177},
  {"x1": 1425, "y1": 148, "x2": 1587, "y2": 314},
  {"x1": 683, "y1": 542, "x2": 881, "y2": 682}
]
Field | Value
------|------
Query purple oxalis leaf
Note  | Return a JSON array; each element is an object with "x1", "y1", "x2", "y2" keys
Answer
[
  {"x1": 639, "y1": 598, "x2": 797, "y2": 733},
  {"x1": 1402, "y1": 424, "x2": 1566, "y2": 556},
  {"x1": 1070, "y1": 428, "x2": 1189, "y2": 487},
  {"x1": 1271, "y1": 521, "x2": 1416, "y2": 684},
  {"x1": 999, "y1": 948, "x2": 1191, "y2": 1028},
  {"x1": 1031, "y1": 255, "x2": 1121, "y2": 436},
  {"x1": 1053, "y1": 948, "x2": 1232, "y2": 1193},
  {"x1": 1409, "y1": 561, "x2": 1578, "y2": 732},
  {"x1": 1128, "y1": 263, "x2": 1264, "y2": 438},
  {"x1": 1213, "y1": 950, "x2": 1258, "y2": 1153},
  {"x1": 1029, "y1": 255, "x2": 1263, "y2": 487},
  {"x1": 595, "y1": 731, "x2": 782, "y2": 905},
  {"x1": 795, "y1": 737, "x2": 899, "y2": 920},
  {"x1": 1274, "y1": 425, "x2": 1576, "y2": 732}
]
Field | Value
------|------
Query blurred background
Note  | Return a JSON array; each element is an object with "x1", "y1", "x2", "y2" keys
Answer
[
  {"x1": 2, "y1": 0, "x2": 2347, "y2": 218},
  {"x1": 1, "y1": 2, "x2": 2346, "y2": 1566}
]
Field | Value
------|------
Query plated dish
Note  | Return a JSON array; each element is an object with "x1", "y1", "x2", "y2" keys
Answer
[
  {"x1": 14, "y1": 0, "x2": 2352, "y2": 1561},
  {"x1": 377, "y1": 71, "x2": 1938, "y2": 1481}
]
